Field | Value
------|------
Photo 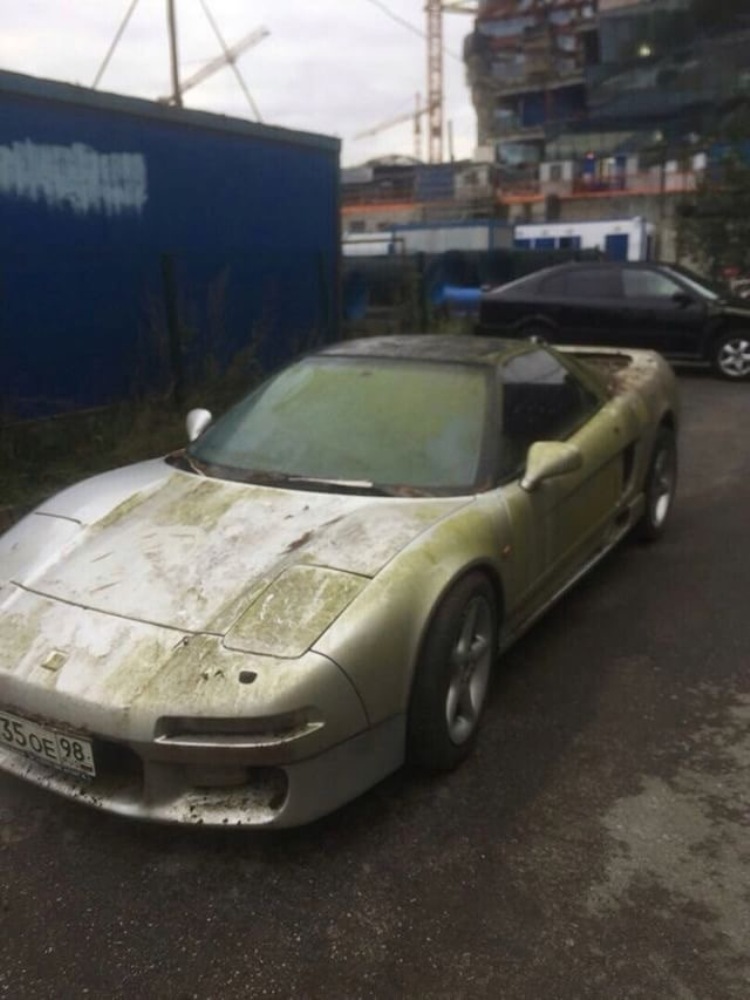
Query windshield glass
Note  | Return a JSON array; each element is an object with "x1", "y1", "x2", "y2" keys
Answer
[
  {"x1": 665, "y1": 265, "x2": 723, "y2": 301},
  {"x1": 189, "y1": 357, "x2": 489, "y2": 494}
]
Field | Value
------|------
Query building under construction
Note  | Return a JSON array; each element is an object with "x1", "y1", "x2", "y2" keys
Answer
[
  {"x1": 466, "y1": 0, "x2": 597, "y2": 167},
  {"x1": 342, "y1": 1, "x2": 750, "y2": 261},
  {"x1": 466, "y1": 0, "x2": 750, "y2": 168}
]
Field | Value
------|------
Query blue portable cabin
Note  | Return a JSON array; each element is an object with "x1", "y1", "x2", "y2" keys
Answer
[{"x1": 0, "y1": 69, "x2": 341, "y2": 420}]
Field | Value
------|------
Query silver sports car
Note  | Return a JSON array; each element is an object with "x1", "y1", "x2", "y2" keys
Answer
[{"x1": 0, "y1": 336, "x2": 679, "y2": 826}]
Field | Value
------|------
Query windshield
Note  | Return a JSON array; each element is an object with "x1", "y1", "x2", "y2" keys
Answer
[
  {"x1": 665, "y1": 265, "x2": 723, "y2": 301},
  {"x1": 189, "y1": 357, "x2": 489, "y2": 494}
]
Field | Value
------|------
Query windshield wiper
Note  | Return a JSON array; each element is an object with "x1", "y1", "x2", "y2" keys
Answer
[
  {"x1": 284, "y1": 476, "x2": 410, "y2": 496},
  {"x1": 170, "y1": 458, "x2": 428, "y2": 496},
  {"x1": 167, "y1": 450, "x2": 209, "y2": 476}
]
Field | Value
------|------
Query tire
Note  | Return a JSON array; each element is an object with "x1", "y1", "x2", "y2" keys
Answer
[
  {"x1": 711, "y1": 333, "x2": 750, "y2": 381},
  {"x1": 636, "y1": 427, "x2": 677, "y2": 542},
  {"x1": 407, "y1": 573, "x2": 498, "y2": 771}
]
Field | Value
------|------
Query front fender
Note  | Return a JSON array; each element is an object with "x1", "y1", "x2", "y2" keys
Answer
[{"x1": 313, "y1": 496, "x2": 509, "y2": 725}]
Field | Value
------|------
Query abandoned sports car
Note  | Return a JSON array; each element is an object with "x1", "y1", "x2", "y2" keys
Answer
[{"x1": 0, "y1": 335, "x2": 679, "y2": 827}]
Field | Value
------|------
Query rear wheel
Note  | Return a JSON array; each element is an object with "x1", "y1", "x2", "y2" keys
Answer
[
  {"x1": 712, "y1": 333, "x2": 750, "y2": 380},
  {"x1": 407, "y1": 573, "x2": 498, "y2": 771},
  {"x1": 636, "y1": 427, "x2": 677, "y2": 542}
]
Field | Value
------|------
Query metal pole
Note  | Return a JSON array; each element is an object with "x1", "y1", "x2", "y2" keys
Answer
[
  {"x1": 415, "y1": 93, "x2": 422, "y2": 160},
  {"x1": 167, "y1": 0, "x2": 182, "y2": 107},
  {"x1": 92, "y1": 0, "x2": 141, "y2": 89},
  {"x1": 426, "y1": 0, "x2": 443, "y2": 164}
]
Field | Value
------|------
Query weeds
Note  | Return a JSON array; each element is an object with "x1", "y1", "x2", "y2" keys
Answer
[{"x1": 0, "y1": 342, "x2": 267, "y2": 514}]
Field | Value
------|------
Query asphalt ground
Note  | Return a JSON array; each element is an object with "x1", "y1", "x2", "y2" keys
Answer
[{"x1": 1, "y1": 370, "x2": 749, "y2": 1000}]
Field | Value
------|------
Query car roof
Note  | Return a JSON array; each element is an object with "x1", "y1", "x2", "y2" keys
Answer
[
  {"x1": 522, "y1": 261, "x2": 667, "y2": 277},
  {"x1": 318, "y1": 334, "x2": 529, "y2": 366},
  {"x1": 482, "y1": 259, "x2": 678, "y2": 297}
]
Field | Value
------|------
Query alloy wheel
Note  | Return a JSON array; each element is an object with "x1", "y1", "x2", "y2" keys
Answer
[
  {"x1": 716, "y1": 336, "x2": 750, "y2": 379},
  {"x1": 445, "y1": 595, "x2": 493, "y2": 745}
]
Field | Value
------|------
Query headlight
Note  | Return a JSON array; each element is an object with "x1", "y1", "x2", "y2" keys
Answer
[
  {"x1": 223, "y1": 565, "x2": 366, "y2": 658},
  {"x1": 154, "y1": 709, "x2": 323, "y2": 748}
]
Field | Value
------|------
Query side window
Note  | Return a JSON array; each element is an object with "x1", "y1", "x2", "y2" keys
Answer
[
  {"x1": 538, "y1": 272, "x2": 567, "y2": 297},
  {"x1": 623, "y1": 269, "x2": 683, "y2": 299},
  {"x1": 499, "y1": 349, "x2": 599, "y2": 478},
  {"x1": 564, "y1": 268, "x2": 620, "y2": 299}
]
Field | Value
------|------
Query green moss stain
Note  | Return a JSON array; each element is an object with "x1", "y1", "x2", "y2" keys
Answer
[
  {"x1": 96, "y1": 634, "x2": 177, "y2": 705},
  {"x1": 95, "y1": 490, "x2": 151, "y2": 532},
  {"x1": 0, "y1": 602, "x2": 47, "y2": 672},
  {"x1": 94, "y1": 477, "x2": 247, "y2": 538},
  {"x1": 227, "y1": 567, "x2": 366, "y2": 659},
  {"x1": 152, "y1": 478, "x2": 245, "y2": 531}
]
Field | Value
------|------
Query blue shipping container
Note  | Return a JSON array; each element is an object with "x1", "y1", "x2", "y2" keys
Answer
[{"x1": 0, "y1": 70, "x2": 341, "y2": 420}]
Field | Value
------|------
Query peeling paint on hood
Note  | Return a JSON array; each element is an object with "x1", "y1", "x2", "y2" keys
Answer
[{"x1": 9, "y1": 461, "x2": 472, "y2": 635}]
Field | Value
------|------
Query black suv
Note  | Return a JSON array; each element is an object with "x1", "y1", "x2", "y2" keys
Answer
[{"x1": 478, "y1": 261, "x2": 750, "y2": 380}]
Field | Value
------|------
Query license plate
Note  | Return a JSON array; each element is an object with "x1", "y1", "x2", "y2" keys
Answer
[{"x1": 0, "y1": 709, "x2": 96, "y2": 777}]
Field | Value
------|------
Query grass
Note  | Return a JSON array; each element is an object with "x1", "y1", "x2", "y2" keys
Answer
[
  {"x1": 0, "y1": 347, "x2": 264, "y2": 515},
  {"x1": 1, "y1": 403, "x2": 185, "y2": 511},
  {"x1": 1, "y1": 319, "x2": 472, "y2": 517}
]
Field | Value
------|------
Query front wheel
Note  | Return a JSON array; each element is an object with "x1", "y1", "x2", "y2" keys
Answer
[
  {"x1": 407, "y1": 573, "x2": 498, "y2": 771},
  {"x1": 636, "y1": 427, "x2": 677, "y2": 542},
  {"x1": 712, "y1": 333, "x2": 750, "y2": 381}
]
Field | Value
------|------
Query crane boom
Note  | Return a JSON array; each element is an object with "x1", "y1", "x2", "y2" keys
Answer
[
  {"x1": 159, "y1": 25, "x2": 269, "y2": 102},
  {"x1": 354, "y1": 95, "x2": 433, "y2": 159},
  {"x1": 354, "y1": 102, "x2": 430, "y2": 141}
]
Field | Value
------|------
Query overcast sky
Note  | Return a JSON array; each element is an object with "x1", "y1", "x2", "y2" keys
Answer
[{"x1": 2, "y1": 0, "x2": 478, "y2": 165}]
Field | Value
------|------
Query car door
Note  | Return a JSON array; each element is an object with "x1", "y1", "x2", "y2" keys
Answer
[
  {"x1": 621, "y1": 267, "x2": 707, "y2": 355},
  {"x1": 538, "y1": 266, "x2": 625, "y2": 345},
  {"x1": 494, "y1": 348, "x2": 624, "y2": 624}
]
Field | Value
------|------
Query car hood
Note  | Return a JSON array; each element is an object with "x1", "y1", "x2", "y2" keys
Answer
[
  {"x1": 2, "y1": 460, "x2": 471, "y2": 635},
  {"x1": 716, "y1": 300, "x2": 750, "y2": 319}
]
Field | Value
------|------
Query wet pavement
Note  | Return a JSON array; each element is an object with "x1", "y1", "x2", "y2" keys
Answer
[{"x1": 1, "y1": 370, "x2": 749, "y2": 999}]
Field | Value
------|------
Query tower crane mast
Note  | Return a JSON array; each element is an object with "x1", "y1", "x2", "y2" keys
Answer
[
  {"x1": 426, "y1": 0, "x2": 444, "y2": 164},
  {"x1": 427, "y1": 1, "x2": 477, "y2": 163},
  {"x1": 354, "y1": 2, "x2": 478, "y2": 164}
]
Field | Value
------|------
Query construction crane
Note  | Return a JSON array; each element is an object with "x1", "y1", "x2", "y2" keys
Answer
[
  {"x1": 354, "y1": 94, "x2": 429, "y2": 160},
  {"x1": 93, "y1": 1, "x2": 268, "y2": 121},
  {"x1": 428, "y1": 1, "x2": 478, "y2": 163},
  {"x1": 354, "y1": 1, "x2": 478, "y2": 164},
  {"x1": 158, "y1": 25, "x2": 270, "y2": 108}
]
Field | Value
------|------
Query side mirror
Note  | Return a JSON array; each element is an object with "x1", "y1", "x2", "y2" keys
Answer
[
  {"x1": 186, "y1": 408, "x2": 213, "y2": 443},
  {"x1": 521, "y1": 441, "x2": 583, "y2": 493}
]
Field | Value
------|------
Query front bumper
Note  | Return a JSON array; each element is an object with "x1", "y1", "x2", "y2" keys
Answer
[
  {"x1": 0, "y1": 713, "x2": 406, "y2": 827},
  {"x1": 0, "y1": 583, "x2": 404, "y2": 826}
]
